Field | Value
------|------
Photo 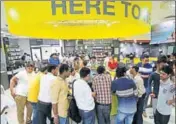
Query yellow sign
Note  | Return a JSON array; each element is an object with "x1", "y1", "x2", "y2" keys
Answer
[{"x1": 4, "y1": 0, "x2": 151, "y2": 39}]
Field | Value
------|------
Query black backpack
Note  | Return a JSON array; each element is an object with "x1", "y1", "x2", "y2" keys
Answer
[{"x1": 68, "y1": 80, "x2": 82, "y2": 123}]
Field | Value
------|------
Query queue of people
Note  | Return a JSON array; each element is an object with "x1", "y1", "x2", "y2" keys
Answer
[{"x1": 9, "y1": 52, "x2": 175, "y2": 124}]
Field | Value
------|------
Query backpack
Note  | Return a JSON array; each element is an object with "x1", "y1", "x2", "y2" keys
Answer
[{"x1": 68, "y1": 80, "x2": 82, "y2": 123}]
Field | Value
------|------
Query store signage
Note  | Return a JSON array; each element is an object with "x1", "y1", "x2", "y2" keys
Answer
[
  {"x1": 4, "y1": 0, "x2": 151, "y2": 39},
  {"x1": 52, "y1": 0, "x2": 142, "y2": 20}
]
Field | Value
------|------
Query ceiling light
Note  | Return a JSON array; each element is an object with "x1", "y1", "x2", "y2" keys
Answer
[{"x1": 9, "y1": 8, "x2": 19, "y2": 21}]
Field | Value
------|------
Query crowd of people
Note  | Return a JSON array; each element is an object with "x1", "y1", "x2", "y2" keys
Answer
[{"x1": 9, "y1": 52, "x2": 175, "y2": 124}]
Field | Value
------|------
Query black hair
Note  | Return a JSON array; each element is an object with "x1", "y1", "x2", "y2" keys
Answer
[
  {"x1": 105, "y1": 52, "x2": 108, "y2": 56},
  {"x1": 80, "y1": 67, "x2": 91, "y2": 78},
  {"x1": 74, "y1": 57, "x2": 79, "y2": 61},
  {"x1": 70, "y1": 68, "x2": 74, "y2": 73},
  {"x1": 39, "y1": 66, "x2": 48, "y2": 72},
  {"x1": 161, "y1": 65, "x2": 173, "y2": 75},
  {"x1": 132, "y1": 66, "x2": 139, "y2": 73},
  {"x1": 25, "y1": 61, "x2": 35, "y2": 67},
  {"x1": 158, "y1": 55, "x2": 167, "y2": 63},
  {"x1": 83, "y1": 60, "x2": 88, "y2": 66},
  {"x1": 47, "y1": 65, "x2": 57, "y2": 73},
  {"x1": 91, "y1": 56, "x2": 96, "y2": 59},
  {"x1": 97, "y1": 66, "x2": 105, "y2": 74},
  {"x1": 116, "y1": 67, "x2": 127, "y2": 78},
  {"x1": 50, "y1": 53, "x2": 57, "y2": 58},
  {"x1": 59, "y1": 64, "x2": 69, "y2": 74},
  {"x1": 141, "y1": 54, "x2": 149, "y2": 60},
  {"x1": 167, "y1": 55, "x2": 171, "y2": 59}
]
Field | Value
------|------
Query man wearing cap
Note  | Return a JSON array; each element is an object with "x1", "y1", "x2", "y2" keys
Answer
[
  {"x1": 10, "y1": 61, "x2": 36, "y2": 124},
  {"x1": 137, "y1": 54, "x2": 153, "y2": 117}
]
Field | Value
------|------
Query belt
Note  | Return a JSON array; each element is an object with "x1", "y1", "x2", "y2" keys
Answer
[
  {"x1": 96, "y1": 103, "x2": 111, "y2": 106},
  {"x1": 38, "y1": 100, "x2": 51, "y2": 105}
]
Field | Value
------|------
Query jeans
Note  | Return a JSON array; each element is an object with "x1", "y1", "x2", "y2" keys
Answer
[
  {"x1": 96, "y1": 104, "x2": 111, "y2": 124},
  {"x1": 31, "y1": 102, "x2": 38, "y2": 124},
  {"x1": 155, "y1": 109, "x2": 170, "y2": 124},
  {"x1": 59, "y1": 117, "x2": 69, "y2": 124},
  {"x1": 37, "y1": 101, "x2": 52, "y2": 124},
  {"x1": 79, "y1": 109, "x2": 96, "y2": 124},
  {"x1": 132, "y1": 94, "x2": 146, "y2": 124},
  {"x1": 116, "y1": 111, "x2": 135, "y2": 124}
]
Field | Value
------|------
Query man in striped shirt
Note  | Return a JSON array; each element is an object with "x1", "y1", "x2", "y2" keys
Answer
[
  {"x1": 112, "y1": 67, "x2": 138, "y2": 124},
  {"x1": 137, "y1": 54, "x2": 153, "y2": 117}
]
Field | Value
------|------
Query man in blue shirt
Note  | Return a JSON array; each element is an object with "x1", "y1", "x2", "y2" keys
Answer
[
  {"x1": 49, "y1": 53, "x2": 60, "y2": 66},
  {"x1": 137, "y1": 54, "x2": 153, "y2": 117},
  {"x1": 112, "y1": 67, "x2": 137, "y2": 124}
]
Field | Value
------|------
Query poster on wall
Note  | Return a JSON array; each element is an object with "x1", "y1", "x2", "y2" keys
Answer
[
  {"x1": 31, "y1": 48, "x2": 42, "y2": 61},
  {"x1": 51, "y1": 46, "x2": 61, "y2": 54},
  {"x1": 41, "y1": 47, "x2": 52, "y2": 60},
  {"x1": 151, "y1": 20, "x2": 175, "y2": 44}
]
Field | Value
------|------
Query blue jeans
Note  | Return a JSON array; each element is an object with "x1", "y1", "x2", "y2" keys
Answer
[
  {"x1": 59, "y1": 117, "x2": 69, "y2": 124},
  {"x1": 96, "y1": 104, "x2": 111, "y2": 124},
  {"x1": 116, "y1": 111, "x2": 135, "y2": 124},
  {"x1": 31, "y1": 102, "x2": 38, "y2": 124},
  {"x1": 79, "y1": 109, "x2": 95, "y2": 124}
]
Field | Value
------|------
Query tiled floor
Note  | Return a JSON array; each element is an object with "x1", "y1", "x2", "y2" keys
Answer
[{"x1": 2, "y1": 90, "x2": 175, "y2": 124}]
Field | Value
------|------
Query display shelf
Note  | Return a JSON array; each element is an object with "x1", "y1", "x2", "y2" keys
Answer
[{"x1": 92, "y1": 46, "x2": 112, "y2": 64}]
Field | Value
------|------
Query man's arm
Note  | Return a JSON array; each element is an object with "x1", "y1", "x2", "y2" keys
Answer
[
  {"x1": 136, "y1": 78, "x2": 145, "y2": 97},
  {"x1": 148, "y1": 74, "x2": 154, "y2": 95},
  {"x1": 10, "y1": 76, "x2": 18, "y2": 99},
  {"x1": 50, "y1": 80, "x2": 60, "y2": 118}
]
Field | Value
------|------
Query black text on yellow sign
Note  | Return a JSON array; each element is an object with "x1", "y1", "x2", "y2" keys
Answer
[{"x1": 51, "y1": 0, "x2": 142, "y2": 20}]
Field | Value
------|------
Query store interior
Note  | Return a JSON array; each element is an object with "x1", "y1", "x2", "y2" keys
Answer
[
  {"x1": 1, "y1": 1, "x2": 175, "y2": 90},
  {"x1": 0, "y1": 1, "x2": 176, "y2": 124}
]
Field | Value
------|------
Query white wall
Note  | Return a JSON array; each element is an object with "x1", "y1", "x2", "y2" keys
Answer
[{"x1": 18, "y1": 38, "x2": 31, "y2": 55}]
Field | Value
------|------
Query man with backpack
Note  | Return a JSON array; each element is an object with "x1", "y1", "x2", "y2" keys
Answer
[{"x1": 74, "y1": 67, "x2": 96, "y2": 124}]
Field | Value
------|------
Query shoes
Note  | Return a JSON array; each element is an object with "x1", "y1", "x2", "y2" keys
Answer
[{"x1": 143, "y1": 111, "x2": 148, "y2": 118}]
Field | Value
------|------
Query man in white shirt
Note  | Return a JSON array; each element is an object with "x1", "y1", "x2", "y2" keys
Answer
[
  {"x1": 155, "y1": 65, "x2": 175, "y2": 124},
  {"x1": 10, "y1": 61, "x2": 35, "y2": 124},
  {"x1": 37, "y1": 65, "x2": 58, "y2": 124},
  {"x1": 66, "y1": 68, "x2": 80, "y2": 88},
  {"x1": 74, "y1": 67, "x2": 96, "y2": 124},
  {"x1": 130, "y1": 66, "x2": 146, "y2": 124}
]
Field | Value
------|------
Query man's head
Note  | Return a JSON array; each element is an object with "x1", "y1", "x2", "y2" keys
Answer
[
  {"x1": 80, "y1": 67, "x2": 91, "y2": 81},
  {"x1": 160, "y1": 65, "x2": 173, "y2": 81},
  {"x1": 39, "y1": 66, "x2": 48, "y2": 74},
  {"x1": 156, "y1": 59, "x2": 167, "y2": 71},
  {"x1": 158, "y1": 55, "x2": 167, "y2": 64},
  {"x1": 130, "y1": 66, "x2": 139, "y2": 75},
  {"x1": 83, "y1": 60, "x2": 88, "y2": 67},
  {"x1": 116, "y1": 67, "x2": 127, "y2": 78},
  {"x1": 91, "y1": 56, "x2": 96, "y2": 62},
  {"x1": 50, "y1": 53, "x2": 58, "y2": 60},
  {"x1": 25, "y1": 61, "x2": 35, "y2": 73},
  {"x1": 47, "y1": 65, "x2": 59, "y2": 76},
  {"x1": 141, "y1": 54, "x2": 149, "y2": 64},
  {"x1": 59, "y1": 64, "x2": 70, "y2": 78},
  {"x1": 97, "y1": 66, "x2": 105, "y2": 74}
]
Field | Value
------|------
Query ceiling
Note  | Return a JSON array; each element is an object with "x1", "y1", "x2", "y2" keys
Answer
[{"x1": 1, "y1": 1, "x2": 175, "y2": 40}]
